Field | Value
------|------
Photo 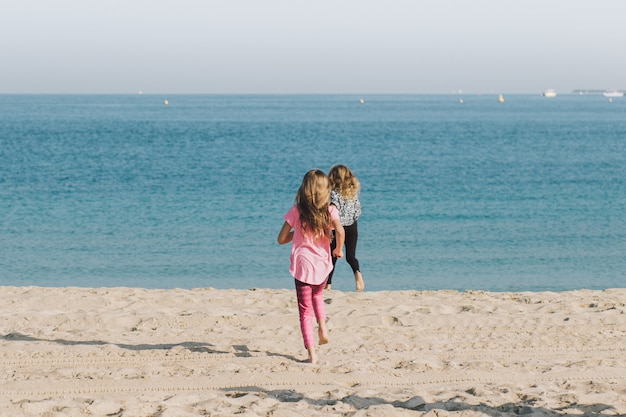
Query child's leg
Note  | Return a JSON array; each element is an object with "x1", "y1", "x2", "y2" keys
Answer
[
  {"x1": 306, "y1": 345, "x2": 318, "y2": 364},
  {"x1": 344, "y1": 222, "x2": 360, "y2": 272},
  {"x1": 345, "y1": 222, "x2": 364, "y2": 291},
  {"x1": 311, "y1": 282, "x2": 329, "y2": 344},
  {"x1": 326, "y1": 239, "x2": 338, "y2": 288},
  {"x1": 354, "y1": 270, "x2": 364, "y2": 291},
  {"x1": 295, "y1": 280, "x2": 315, "y2": 352}
]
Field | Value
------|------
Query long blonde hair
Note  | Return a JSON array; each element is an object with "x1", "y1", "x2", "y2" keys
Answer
[
  {"x1": 295, "y1": 169, "x2": 332, "y2": 239},
  {"x1": 328, "y1": 164, "x2": 359, "y2": 200}
]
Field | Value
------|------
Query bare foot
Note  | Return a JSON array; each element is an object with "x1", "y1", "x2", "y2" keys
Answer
[
  {"x1": 325, "y1": 284, "x2": 331, "y2": 290},
  {"x1": 318, "y1": 321, "x2": 329, "y2": 345},
  {"x1": 306, "y1": 346, "x2": 318, "y2": 364},
  {"x1": 354, "y1": 271, "x2": 364, "y2": 292},
  {"x1": 318, "y1": 330, "x2": 329, "y2": 345}
]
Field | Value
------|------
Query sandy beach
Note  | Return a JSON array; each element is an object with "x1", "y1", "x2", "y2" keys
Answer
[{"x1": 0, "y1": 286, "x2": 624, "y2": 416}]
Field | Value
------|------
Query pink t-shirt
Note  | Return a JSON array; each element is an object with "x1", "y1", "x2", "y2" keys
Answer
[{"x1": 283, "y1": 204, "x2": 339, "y2": 285}]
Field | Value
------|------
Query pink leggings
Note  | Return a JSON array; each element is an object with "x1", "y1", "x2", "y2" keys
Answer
[{"x1": 294, "y1": 279, "x2": 327, "y2": 348}]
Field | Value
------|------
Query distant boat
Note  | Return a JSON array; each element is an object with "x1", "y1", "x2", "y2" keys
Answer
[
  {"x1": 542, "y1": 89, "x2": 557, "y2": 98},
  {"x1": 602, "y1": 90, "x2": 624, "y2": 98},
  {"x1": 497, "y1": 94, "x2": 504, "y2": 103}
]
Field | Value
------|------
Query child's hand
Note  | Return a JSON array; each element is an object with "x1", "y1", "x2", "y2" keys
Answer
[{"x1": 333, "y1": 249, "x2": 343, "y2": 259}]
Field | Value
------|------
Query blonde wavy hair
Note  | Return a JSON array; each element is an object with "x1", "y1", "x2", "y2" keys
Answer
[
  {"x1": 328, "y1": 164, "x2": 359, "y2": 200},
  {"x1": 295, "y1": 169, "x2": 332, "y2": 239}
]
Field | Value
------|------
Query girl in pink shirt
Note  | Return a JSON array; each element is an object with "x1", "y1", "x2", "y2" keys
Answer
[{"x1": 277, "y1": 169, "x2": 345, "y2": 364}]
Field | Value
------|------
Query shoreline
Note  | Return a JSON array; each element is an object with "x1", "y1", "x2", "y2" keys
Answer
[
  {"x1": 3, "y1": 284, "x2": 624, "y2": 292},
  {"x1": 1, "y1": 286, "x2": 625, "y2": 416}
]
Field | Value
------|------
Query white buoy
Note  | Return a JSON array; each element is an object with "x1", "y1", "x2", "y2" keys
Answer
[
  {"x1": 459, "y1": 98, "x2": 464, "y2": 104},
  {"x1": 359, "y1": 98, "x2": 365, "y2": 104},
  {"x1": 163, "y1": 100, "x2": 169, "y2": 105}
]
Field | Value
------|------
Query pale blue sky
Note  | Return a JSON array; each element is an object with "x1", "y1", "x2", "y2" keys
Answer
[{"x1": 2, "y1": 1, "x2": 625, "y2": 94}]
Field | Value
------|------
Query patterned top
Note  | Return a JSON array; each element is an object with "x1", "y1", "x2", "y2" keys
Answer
[{"x1": 330, "y1": 189, "x2": 361, "y2": 227}]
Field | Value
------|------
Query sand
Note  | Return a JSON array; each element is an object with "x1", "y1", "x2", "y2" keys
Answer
[{"x1": 0, "y1": 286, "x2": 624, "y2": 416}]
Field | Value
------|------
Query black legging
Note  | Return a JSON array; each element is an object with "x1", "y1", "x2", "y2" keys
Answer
[{"x1": 327, "y1": 221, "x2": 360, "y2": 285}]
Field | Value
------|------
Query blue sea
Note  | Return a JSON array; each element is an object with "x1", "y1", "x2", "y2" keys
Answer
[{"x1": 1, "y1": 94, "x2": 624, "y2": 292}]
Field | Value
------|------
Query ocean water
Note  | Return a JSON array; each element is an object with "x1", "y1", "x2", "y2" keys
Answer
[{"x1": 1, "y1": 94, "x2": 625, "y2": 292}]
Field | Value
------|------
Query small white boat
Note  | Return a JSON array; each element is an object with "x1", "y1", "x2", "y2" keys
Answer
[
  {"x1": 497, "y1": 94, "x2": 504, "y2": 103},
  {"x1": 542, "y1": 89, "x2": 557, "y2": 98},
  {"x1": 602, "y1": 90, "x2": 624, "y2": 98}
]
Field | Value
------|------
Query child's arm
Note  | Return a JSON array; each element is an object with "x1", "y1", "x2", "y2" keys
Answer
[
  {"x1": 332, "y1": 219, "x2": 345, "y2": 259},
  {"x1": 277, "y1": 221, "x2": 294, "y2": 244}
]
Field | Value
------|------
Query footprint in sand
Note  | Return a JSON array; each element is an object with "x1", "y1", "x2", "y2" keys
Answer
[{"x1": 381, "y1": 316, "x2": 401, "y2": 326}]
